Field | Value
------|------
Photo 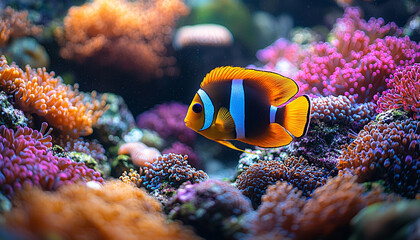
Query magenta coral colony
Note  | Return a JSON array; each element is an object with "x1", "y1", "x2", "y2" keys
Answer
[{"x1": 1, "y1": 2, "x2": 420, "y2": 240}]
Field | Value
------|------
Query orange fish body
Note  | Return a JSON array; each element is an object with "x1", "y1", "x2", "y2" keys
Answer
[{"x1": 184, "y1": 66, "x2": 311, "y2": 152}]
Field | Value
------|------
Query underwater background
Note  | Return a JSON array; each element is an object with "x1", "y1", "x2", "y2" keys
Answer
[{"x1": 0, "y1": 0, "x2": 419, "y2": 239}]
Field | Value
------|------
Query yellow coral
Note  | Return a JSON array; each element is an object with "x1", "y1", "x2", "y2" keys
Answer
[
  {"x1": 0, "y1": 56, "x2": 107, "y2": 136},
  {"x1": 4, "y1": 181, "x2": 201, "y2": 240}
]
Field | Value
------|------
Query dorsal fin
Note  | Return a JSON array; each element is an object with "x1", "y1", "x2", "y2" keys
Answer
[{"x1": 201, "y1": 66, "x2": 299, "y2": 106}]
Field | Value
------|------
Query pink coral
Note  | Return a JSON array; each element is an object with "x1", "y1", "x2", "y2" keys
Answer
[
  {"x1": 375, "y1": 64, "x2": 420, "y2": 119},
  {"x1": 0, "y1": 123, "x2": 103, "y2": 199}
]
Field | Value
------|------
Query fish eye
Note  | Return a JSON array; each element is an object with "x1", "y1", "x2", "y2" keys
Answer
[{"x1": 192, "y1": 103, "x2": 202, "y2": 113}]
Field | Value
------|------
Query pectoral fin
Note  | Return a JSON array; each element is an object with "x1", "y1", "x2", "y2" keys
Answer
[{"x1": 215, "y1": 107, "x2": 235, "y2": 134}]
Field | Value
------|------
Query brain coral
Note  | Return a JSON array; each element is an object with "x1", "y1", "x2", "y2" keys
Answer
[
  {"x1": 0, "y1": 56, "x2": 107, "y2": 137},
  {"x1": 338, "y1": 116, "x2": 420, "y2": 198},
  {"x1": 141, "y1": 153, "x2": 208, "y2": 192},
  {"x1": 247, "y1": 175, "x2": 392, "y2": 240},
  {"x1": 236, "y1": 157, "x2": 330, "y2": 207},
  {"x1": 0, "y1": 123, "x2": 103, "y2": 199},
  {"x1": 167, "y1": 180, "x2": 252, "y2": 239},
  {"x1": 57, "y1": 0, "x2": 189, "y2": 78},
  {"x1": 4, "y1": 180, "x2": 201, "y2": 240},
  {"x1": 375, "y1": 63, "x2": 420, "y2": 120}
]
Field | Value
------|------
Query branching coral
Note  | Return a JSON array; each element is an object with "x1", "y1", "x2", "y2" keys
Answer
[
  {"x1": 56, "y1": 0, "x2": 189, "y2": 78},
  {"x1": 258, "y1": 7, "x2": 419, "y2": 103},
  {"x1": 4, "y1": 180, "x2": 201, "y2": 240},
  {"x1": 247, "y1": 175, "x2": 393, "y2": 240},
  {"x1": 141, "y1": 153, "x2": 208, "y2": 192},
  {"x1": 167, "y1": 180, "x2": 253, "y2": 239},
  {"x1": 375, "y1": 63, "x2": 420, "y2": 120},
  {"x1": 0, "y1": 55, "x2": 107, "y2": 137},
  {"x1": 163, "y1": 142, "x2": 200, "y2": 168},
  {"x1": 236, "y1": 157, "x2": 330, "y2": 207},
  {"x1": 137, "y1": 102, "x2": 196, "y2": 146},
  {"x1": 338, "y1": 116, "x2": 420, "y2": 198},
  {"x1": 0, "y1": 123, "x2": 103, "y2": 199},
  {"x1": 0, "y1": 7, "x2": 42, "y2": 48}
]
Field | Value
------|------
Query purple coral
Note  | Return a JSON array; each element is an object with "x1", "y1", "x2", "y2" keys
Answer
[
  {"x1": 136, "y1": 102, "x2": 196, "y2": 146},
  {"x1": 0, "y1": 123, "x2": 103, "y2": 199},
  {"x1": 375, "y1": 63, "x2": 420, "y2": 120},
  {"x1": 166, "y1": 180, "x2": 252, "y2": 239}
]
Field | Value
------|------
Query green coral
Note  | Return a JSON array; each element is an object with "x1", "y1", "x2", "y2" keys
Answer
[{"x1": 0, "y1": 91, "x2": 29, "y2": 129}]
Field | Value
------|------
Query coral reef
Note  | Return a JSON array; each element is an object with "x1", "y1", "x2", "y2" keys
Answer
[
  {"x1": 0, "y1": 55, "x2": 108, "y2": 137},
  {"x1": 338, "y1": 112, "x2": 420, "y2": 198},
  {"x1": 375, "y1": 63, "x2": 420, "y2": 120},
  {"x1": 247, "y1": 175, "x2": 394, "y2": 240},
  {"x1": 4, "y1": 180, "x2": 201, "y2": 240},
  {"x1": 120, "y1": 169, "x2": 142, "y2": 188},
  {"x1": 236, "y1": 157, "x2": 331, "y2": 207},
  {"x1": 141, "y1": 153, "x2": 208, "y2": 192},
  {"x1": 137, "y1": 102, "x2": 196, "y2": 146},
  {"x1": 0, "y1": 91, "x2": 28, "y2": 129},
  {"x1": 167, "y1": 180, "x2": 253, "y2": 240},
  {"x1": 56, "y1": 0, "x2": 189, "y2": 78},
  {"x1": 0, "y1": 123, "x2": 103, "y2": 199},
  {"x1": 0, "y1": 7, "x2": 41, "y2": 48},
  {"x1": 91, "y1": 93, "x2": 137, "y2": 149},
  {"x1": 163, "y1": 142, "x2": 200, "y2": 168}
]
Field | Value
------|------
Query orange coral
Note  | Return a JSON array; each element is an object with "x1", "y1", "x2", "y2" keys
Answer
[
  {"x1": 0, "y1": 55, "x2": 107, "y2": 137},
  {"x1": 120, "y1": 169, "x2": 142, "y2": 188},
  {"x1": 118, "y1": 142, "x2": 161, "y2": 167},
  {"x1": 0, "y1": 7, "x2": 42, "y2": 48},
  {"x1": 4, "y1": 180, "x2": 201, "y2": 240},
  {"x1": 248, "y1": 175, "x2": 393, "y2": 240},
  {"x1": 56, "y1": 0, "x2": 189, "y2": 78}
]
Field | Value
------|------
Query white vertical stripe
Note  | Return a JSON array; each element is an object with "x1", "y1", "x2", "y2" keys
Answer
[
  {"x1": 270, "y1": 105, "x2": 277, "y2": 123},
  {"x1": 197, "y1": 89, "x2": 214, "y2": 131},
  {"x1": 230, "y1": 79, "x2": 245, "y2": 139}
]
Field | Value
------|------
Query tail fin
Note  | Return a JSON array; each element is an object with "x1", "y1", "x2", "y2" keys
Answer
[{"x1": 275, "y1": 95, "x2": 311, "y2": 138}]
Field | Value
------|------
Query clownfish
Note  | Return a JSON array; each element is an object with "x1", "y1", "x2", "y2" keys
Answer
[{"x1": 184, "y1": 66, "x2": 311, "y2": 152}]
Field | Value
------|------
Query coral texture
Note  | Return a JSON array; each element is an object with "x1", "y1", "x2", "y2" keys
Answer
[
  {"x1": 0, "y1": 123, "x2": 103, "y2": 199},
  {"x1": 0, "y1": 7, "x2": 42, "y2": 48},
  {"x1": 163, "y1": 142, "x2": 200, "y2": 168},
  {"x1": 141, "y1": 153, "x2": 208, "y2": 192},
  {"x1": 375, "y1": 63, "x2": 420, "y2": 120},
  {"x1": 137, "y1": 102, "x2": 196, "y2": 146},
  {"x1": 57, "y1": 0, "x2": 189, "y2": 78},
  {"x1": 338, "y1": 117, "x2": 420, "y2": 198},
  {"x1": 167, "y1": 180, "x2": 252, "y2": 240},
  {"x1": 248, "y1": 175, "x2": 392, "y2": 240},
  {"x1": 236, "y1": 157, "x2": 330, "y2": 207},
  {"x1": 0, "y1": 55, "x2": 107, "y2": 137},
  {"x1": 55, "y1": 136, "x2": 107, "y2": 163},
  {"x1": 4, "y1": 180, "x2": 201, "y2": 240}
]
